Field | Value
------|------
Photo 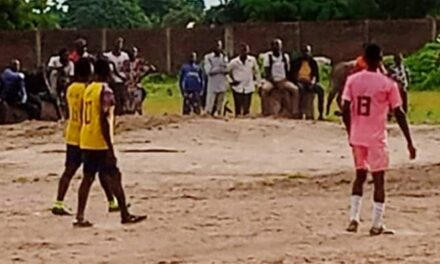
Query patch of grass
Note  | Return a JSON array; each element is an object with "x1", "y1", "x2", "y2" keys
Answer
[{"x1": 142, "y1": 76, "x2": 440, "y2": 124}]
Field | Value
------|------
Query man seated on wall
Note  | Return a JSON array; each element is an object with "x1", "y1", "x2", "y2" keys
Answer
[
  {"x1": 260, "y1": 39, "x2": 300, "y2": 118},
  {"x1": 291, "y1": 45, "x2": 325, "y2": 120},
  {"x1": 0, "y1": 60, "x2": 41, "y2": 119}
]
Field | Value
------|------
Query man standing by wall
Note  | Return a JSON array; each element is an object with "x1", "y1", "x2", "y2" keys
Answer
[
  {"x1": 105, "y1": 37, "x2": 130, "y2": 115},
  {"x1": 228, "y1": 43, "x2": 260, "y2": 117},
  {"x1": 261, "y1": 39, "x2": 300, "y2": 118},
  {"x1": 291, "y1": 45, "x2": 325, "y2": 120},
  {"x1": 204, "y1": 40, "x2": 229, "y2": 116},
  {"x1": 179, "y1": 52, "x2": 204, "y2": 115}
]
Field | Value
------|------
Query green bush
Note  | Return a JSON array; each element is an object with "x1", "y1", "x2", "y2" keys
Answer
[{"x1": 406, "y1": 42, "x2": 440, "y2": 91}]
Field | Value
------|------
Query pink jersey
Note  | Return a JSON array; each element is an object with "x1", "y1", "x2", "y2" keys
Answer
[{"x1": 342, "y1": 70, "x2": 402, "y2": 147}]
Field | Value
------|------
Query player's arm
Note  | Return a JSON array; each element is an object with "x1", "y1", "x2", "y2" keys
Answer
[
  {"x1": 342, "y1": 100, "x2": 351, "y2": 135},
  {"x1": 100, "y1": 84, "x2": 116, "y2": 155},
  {"x1": 390, "y1": 82, "x2": 416, "y2": 159},
  {"x1": 394, "y1": 107, "x2": 416, "y2": 159},
  {"x1": 341, "y1": 77, "x2": 353, "y2": 135}
]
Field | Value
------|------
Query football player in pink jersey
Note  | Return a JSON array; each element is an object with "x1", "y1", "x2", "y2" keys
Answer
[{"x1": 342, "y1": 43, "x2": 417, "y2": 236}]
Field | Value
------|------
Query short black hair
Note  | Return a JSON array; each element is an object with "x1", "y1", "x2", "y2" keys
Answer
[
  {"x1": 75, "y1": 58, "x2": 92, "y2": 79},
  {"x1": 58, "y1": 48, "x2": 68, "y2": 57},
  {"x1": 364, "y1": 43, "x2": 382, "y2": 64},
  {"x1": 94, "y1": 59, "x2": 111, "y2": 79}
]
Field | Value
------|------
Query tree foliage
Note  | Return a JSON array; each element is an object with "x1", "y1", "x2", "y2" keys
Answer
[
  {"x1": 62, "y1": 0, "x2": 150, "y2": 29},
  {"x1": 2, "y1": 0, "x2": 440, "y2": 30}
]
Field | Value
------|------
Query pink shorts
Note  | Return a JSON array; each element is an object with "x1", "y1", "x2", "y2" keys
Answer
[{"x1": 352, "y1": 145, "x2": 389, "y2": 172}]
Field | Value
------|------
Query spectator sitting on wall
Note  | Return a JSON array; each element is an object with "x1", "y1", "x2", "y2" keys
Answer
[
  {"x1": 0, "y1": 60, "x2": 41, "y2": 119},
  {"x1": 105, "y1": 37, "x2": 130, "y2": 115},
  {"x1": 291, "y1": 45, "x2": 325, "y2": 120},
  {"x1": 260, "y1": 39, "x2": 300, "y2": 118},
  {"x1": 389, "y1": 53, "x2": 410, "y2": 113},
  {"x1": 228, "y1": 43, "x2": 261, "y2": 117},
  {"x1": 204, "y1": 40, "x2": 229, "y2": 116},
  {"x1": 179, "y1": 52, "x2": 204, "y2": 115},
  {"x1": 69, "y1": 38, "x2": 93, "y2": 63}
]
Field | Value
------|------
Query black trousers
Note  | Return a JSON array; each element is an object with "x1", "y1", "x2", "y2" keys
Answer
[
  {"x1": 232, "y1": 91, "x2": 252, "y2": 116},
  {"x1": 182, "y1": 91, "x2": 202, "y2": 115},
  {"x1": 298, "y1": 82, "x2": 324, "y2": 118}
]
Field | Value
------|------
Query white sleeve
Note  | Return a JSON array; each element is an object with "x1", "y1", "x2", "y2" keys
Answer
[
  {"x1": 285, "y1": 53, "x2": 290, "y2": 71},
  {"x1": 262, "y1": 53, "x2": 270, "y2": 67},
  {"x1": 48, "y1": 57, "x2": 57, "y2": 68},
  {"x1": 227, "y1": 59, "x2": 235, "y2": 72},
  {"x1": 69, "y1": 61, "x2": 75, "y2": 76}
]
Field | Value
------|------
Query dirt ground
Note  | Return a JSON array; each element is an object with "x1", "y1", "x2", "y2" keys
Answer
[{"x1": 1, "y1": 116, "x2": 440, "y2": 264}]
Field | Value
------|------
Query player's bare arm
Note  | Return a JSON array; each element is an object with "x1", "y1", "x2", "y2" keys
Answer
[
  {"x1": 342, "y1": 99, "x2": 351, "y2": 135},
  {"x1": 394, "y1": 106, "x2": 417, "y2": 160}
]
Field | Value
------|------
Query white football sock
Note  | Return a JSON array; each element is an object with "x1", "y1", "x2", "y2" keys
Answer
[
  {"x1": 350, "y1": 195, "x2": 362, "y2": 222},
  {"x1": 372, "y1": 202, "x2": 385, "y2": 228}
]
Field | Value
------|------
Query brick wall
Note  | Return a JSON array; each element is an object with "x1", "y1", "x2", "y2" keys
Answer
[
  {"x1": 0, "y1": 31, "x2": 36, "y2": 70},
  {"x1": 0, "y1": 19, "x2": 436, "y2": 73}
]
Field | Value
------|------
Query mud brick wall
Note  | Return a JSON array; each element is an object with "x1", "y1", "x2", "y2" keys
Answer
[
  {"x1": 170, "y1": 27, "x2": 224, "y2": 72},
  {"x1": 107, "y1": 28, "x2": 167, "y2": 72},
  {"x1": 40, "y1": 29, "x2": 102, "y2": 66},
  {"x1": 0, "y1": 31, "x2": 36, "y2": 70},
  {"x1": 0, "y1": 19, "x2": 436, "y2": 73},
  {"x1": 369, "y1": 19, "x2": 433, "y2": 56}
]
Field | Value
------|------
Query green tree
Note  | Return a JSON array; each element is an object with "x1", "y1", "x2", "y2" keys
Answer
[
  {"x1": 63, "y1": 0, "x2": 150, "y2": 29},
  {"x1": 140, "y1": 0, "x2": 205, "y2": 26}
]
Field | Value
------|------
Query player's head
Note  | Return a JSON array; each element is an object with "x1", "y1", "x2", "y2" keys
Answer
[
  {"x1": 10, "y1": 59, "x2": 20, "y2": 72},
  {"x1": 394, "y1": 52, "x2": 403, "y2": 65},
  {"x1": 75, "y1": 58, "x2": 92, "y2": 82},
  {"x1": 59, "y1": 48, "x2": 69, "y2": 63},
  {"x1": 302, "y1": 44, "x2": 312, "y2": 57},
  {"x1": 94, "y1": 59, "x2": 111, "y2": 82},
  {"x1": 239, "y1": 42, "x2": 250, "y2": 57},
  {"x1": 74, "y1": 38, "x2": 87, "y2": 53},
  {"x1": 271, "y1": 39, "x2": 282, "y2": 52},
  {"x1": 363, "y1": 43, "x2": 382, "y2": 69},
  {"x1": 214, "y1": 40, "x2": 223, "y2": 54},
  {"x1": 189, "y1": 52, "x2": 197, "y2": 63},
  {"x1": 114, "y1": 37, "x2": 124, "y2": 52}
]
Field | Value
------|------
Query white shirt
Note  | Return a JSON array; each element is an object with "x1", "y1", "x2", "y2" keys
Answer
[
  {"x1": 228, "y1": 55, "x2": 260, "y2": 94},
  {"x1": 48, "y1": 56, "x2": 75, "y2": 77},
  {"x1": 105, "y1": 51, "x2": 130, "y2": 83},
  {"x1": 262, "y1": 51, "x2": 290, "y2": 82},
  {"x1": 204, "y1": 52, "x2": 229, "y2": 93}
]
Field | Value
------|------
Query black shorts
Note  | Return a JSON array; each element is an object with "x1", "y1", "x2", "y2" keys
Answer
[
  {"x1": 82, "y1": 149, "x2": 120, "y2": 177},
  {"x1": 65, "y1": 144, "x2": 82, "y2": 168}
]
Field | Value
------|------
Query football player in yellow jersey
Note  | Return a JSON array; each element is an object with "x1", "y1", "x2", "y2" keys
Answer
[
  {"x1": 52, "y1": 58, "x2": 119, "y2": 216},
  {"x1": 74, "y1": 59, "x2": 146, "y2": 227}
]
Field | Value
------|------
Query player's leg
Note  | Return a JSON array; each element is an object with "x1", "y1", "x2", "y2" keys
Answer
[
  {"x1": 369, "y1": 147, "x2": 393, "y2": 236},
  {"x1": 370, "y1": 171, "x2": 387, "y2": 235},
  {"x1": 52, "y1": 145, "x2": 82, "y2": 216},
  {"x1": 102, "y1": 151, "x2": 146, "y2": 224},
  {"x1": 347, "y1": 146, "x2": 368, "y2": 232},
  {"x1": 74, "y1": 150, "x2": 98, "y2": 227},
  {"x1": 313, "y1": 83, "x2": 325, "y2": 120},
  {"x1": 243, "y1": 92, "x2": 252, "y2": 116},
  {"x1": 192, "y1": 92, "x2": 202, "y2": 115},
  {"x1": 97, "y1": 172, "x2": 119, "y2": 212}
]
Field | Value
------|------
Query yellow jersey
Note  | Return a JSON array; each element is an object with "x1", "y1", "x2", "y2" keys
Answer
[
  {"x1": 65, "y1": 82, "x2": 86, "y2": 146},
  {"x1": 298, "y1": 61, "x2": 312, "y2": 82},
  {"x1": 80, "y1": 82, "x2": 114, "y2": 150}
]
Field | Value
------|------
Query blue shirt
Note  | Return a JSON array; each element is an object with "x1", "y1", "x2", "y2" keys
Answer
[
  {"x1": 179, "y1": 63, "x2": 204, "y2": 93},
  {"x1": 0, "y1": 68, "x2": 27, "y2": 104}
]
